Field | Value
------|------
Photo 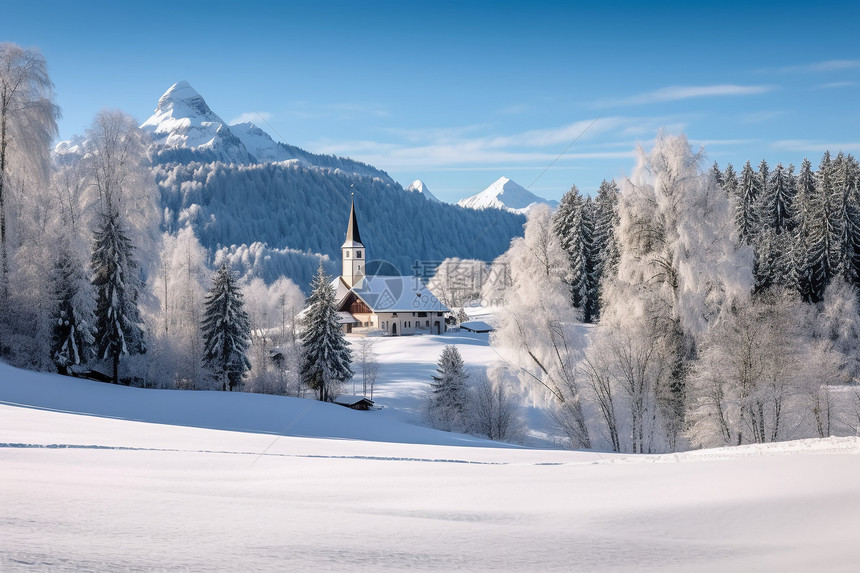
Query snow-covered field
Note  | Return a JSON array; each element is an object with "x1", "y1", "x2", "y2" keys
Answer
[{"x1": 3, "y1": 359, "x2": 860, "y2": 571}]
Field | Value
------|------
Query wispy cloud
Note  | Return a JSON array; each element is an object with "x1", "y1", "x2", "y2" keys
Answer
[
  {"x1": 310, "y1": 117, "x2": 666, "y2": 171},
  {"x1": 816, "y1": 81, "x2": 857, "y2": 90},
  {"x1": 229, "y1": 111, "x2": 272, "y2": 125},
  {"x1": 596, "y1": 84, "x2": 773, "y2": 108},
  {"x1": 765, "y1": 60, "x2": 860, "y2": 74},
  {"x1": 772, "y1": 140, "x2": 860, "y2": 153}
]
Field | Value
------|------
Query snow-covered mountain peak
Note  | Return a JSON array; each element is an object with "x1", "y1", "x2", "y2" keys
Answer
[
  {"x1": 405, "y1": 180, "x2": 441, "y2": 203},
  {"x1": 141, "y1": 81, "x2": 253, "y2": 164},
  {"x1": 155, "y1": 81, "x2": 214, "y2": 119},
  {"x1": 457, "y1": 177, "x2": 557, "y2": 214}
]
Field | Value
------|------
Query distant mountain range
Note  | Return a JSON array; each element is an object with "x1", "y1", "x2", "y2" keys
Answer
[
  {"x1": 117, "y1": 82, "x2": 527, "y2": 288},
  {"x1": 457, "y1": 176, "x2": 558, "y2": 214}
]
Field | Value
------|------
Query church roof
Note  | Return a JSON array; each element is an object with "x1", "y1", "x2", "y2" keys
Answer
[
  {"x1": 349, "y1": 275, "x2": 449, "y2": 313},
  {"x1": 342, "y1": 198, "x2": 363, "y2": 247}
]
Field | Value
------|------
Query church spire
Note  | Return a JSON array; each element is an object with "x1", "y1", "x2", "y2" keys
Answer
[{"x1": 344, "y1": 196, "x2": 363, "y2": 246}]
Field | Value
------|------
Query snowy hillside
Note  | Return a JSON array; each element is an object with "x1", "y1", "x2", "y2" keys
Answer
[
  {"x1": 457, "y1": 176, "x2": 559, "y2": 214},
  {"x1": 2, "y1": 361, "x2": 860, "y2": 570},
  {"x1": 405, "y1": 179, "x2": 441, "y2": 203},
  {"x1": 156, "y1": 161, "x2": 525, "y2": 290}
]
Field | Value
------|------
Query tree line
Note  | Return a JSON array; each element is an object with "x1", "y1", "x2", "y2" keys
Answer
[{"x1": 490, "y1": 133, "x2": 860, "y2": 452}]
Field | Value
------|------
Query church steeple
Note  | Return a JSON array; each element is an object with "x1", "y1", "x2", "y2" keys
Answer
[
  {"x1": 344, "y1": 197, "x2": 363, "y2": 247},
  {"x1": 341, "y1": 197, "x2": 365, "y2": 288}
]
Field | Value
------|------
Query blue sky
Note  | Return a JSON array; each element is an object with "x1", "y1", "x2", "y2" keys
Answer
[{"x1": 3, "y1": 1, "x2": 859, "y2": 202}]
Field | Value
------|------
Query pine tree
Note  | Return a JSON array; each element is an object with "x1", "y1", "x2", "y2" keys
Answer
[
  {"x1": 201, "y1": 264, "x2": 252, "y2": 391},
  {"x1": 50, "y1": 246, "x2": 94, "y2": 373},
  {"x1": 581, "y1": 198, "x2": 600, "y2": 323},
  {"x1": 796, "y1": 154, "x2": 841, "y2": 303},
  {"x1": 553, "y1": 185, "x2": 588, "y2": 310},
  {"x1": 594, "y1": 179, "x2": 620, "y2": 287},
  {"x1": 722, "y1": 163, "x2": 739, "y2": 198},
  {"x1": 300, "y1": 261, "x2": 352, "y2": 401},
  {"x1": 794, "y1": 158, "x2": 817, "y2": 300},
  {"x1": 91, "y1": 208, "x2": 145, "y2": 384},
  {"x1": 764, "y1": 162, "x2": 796, "y2": 234},
  {"x1": 429, "y1": 345, "x2": 469, "y2": 431},
  {"x1": 710, "y1": 161, "x2": 723, "y2": 190},
  {"x1": 735, "y1": 161, "x2": 761, "y2": 245},
  {"x1": 553, "y1": 185, "x2": 602, "y2": 322},
  {"x1": 833, "y1": 153, "x2": 860, "y2": 286}
]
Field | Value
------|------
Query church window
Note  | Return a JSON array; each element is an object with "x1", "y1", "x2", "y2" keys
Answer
[
  {"x1": 357, "y1": 251, "x2": 362, "y2": 258},
  {"x1": 345, "y1": 251, "x2": 350, "y2": 258}
]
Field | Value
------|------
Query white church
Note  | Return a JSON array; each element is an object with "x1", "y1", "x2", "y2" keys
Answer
[{"x1": 332, "y1": 199, "x2": 449, "y2": 336}]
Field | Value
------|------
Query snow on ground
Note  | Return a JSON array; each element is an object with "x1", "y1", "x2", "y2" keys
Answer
[
  {"x1": 2, "y1": 381, "x2": 860, "y2": 571},
  {"x1": 3, "y1": 321, "x2": 860, "y2": 570}
]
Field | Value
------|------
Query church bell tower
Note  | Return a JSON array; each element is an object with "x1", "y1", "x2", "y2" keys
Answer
[{"x1": 342, "y1": 197, "x2": 365, "y2": 288}]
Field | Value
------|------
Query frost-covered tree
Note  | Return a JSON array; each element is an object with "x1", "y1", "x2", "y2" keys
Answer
[
  {"x1": 300, "y1": 261, "x2": 352, "y2": 401},
  {"x1": 489, "y1": 205, "x2": 591, "y2": 448},
  {"x1": 201, "y1": 264, "x2": 251, "y2": 391},
  {"x1": 469, "y1": 367, "x2": 524, "y2": 442},
  {"x1": 148, "y1": 227, "x2": 209, "y2": 389},
  {"x1": 687, "y1": 289, "x2": 839, "y2": 447},
  {"x1": 428, "y1": 345, "x2": 469, "y2": 431},
  {"x1": 601, "y1": 133, "x2": 753, "y2": 450},
  {"x1": 353, "y1": 337, "x2": 380, "y2": 399},
  {"x1": 426, "y1": 258, "x2": 489, "y2": 308},
  {"x1": 50, "y1": 245, "x2": 94, "y2": 373},
  {"x1": 0, "y1": 43, "x2": 60, "y2": 300},
  {"x1": 91, "y1": 207, "x2": 146, "y2": 384},
  {"x1": 243, "y1": 275, "x2": 305, "y2": 395},
  {"x1": 80, "y1": 110, "x2": 160, "y2": 276}
]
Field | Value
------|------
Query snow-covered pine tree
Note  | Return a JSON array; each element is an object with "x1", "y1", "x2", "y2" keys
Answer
[
  {"x1": 721, "y1": 163, "x2": 739, "y2": 198},
  {"x1": 553, "y1": 185, "x2": 601, "y2": 322},
  {"x1": 735, "y1": 161, "x2": 761, "y2": 245},
  {"x1": 764, "y1": 162, "x2": 796, "y2": 234},
  {"x1": 300, "y1": 261, "x2": 352, "y2": 401},
  {"x1": 757, "y1": 159, "x2": 770, "y2": 221},
  {"x1": 201, "y1": 264, "x2": 252, "y2": 391},
  {"x1": 832, "y1": 153, "x2": 860, "y2": 287},
  {"x1": 553, "y1": 185, "x2": 588, "y2": 313},
  {"x1": 793, "y1": 158, "x2": 816, "y2": 299},
  {"x1": 91, "y1": 207, "x2": 146, "y2": 384},
  {"x1": 581, "y1": 197, "x2": 601, "y2": 323},
  {"x1": 50, "y1": 245, "x2": 94, "y2": 374},
  {"x1": 593, "y1": 179, "x2": 620, "y2": 314},
  {"x1": 428, "y1": 344, "x2": 469, "y2": 431},
  {"x1": 710, "y1": 161, "x2": 723, "y2": 190},
  {"x1": 796, "y1": 152, "x2": 841, "y2": 303}
]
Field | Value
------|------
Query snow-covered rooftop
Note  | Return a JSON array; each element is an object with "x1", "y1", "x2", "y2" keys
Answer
[{"x1": 350, "y1": 275, "x2": 449, "y2": 313}]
